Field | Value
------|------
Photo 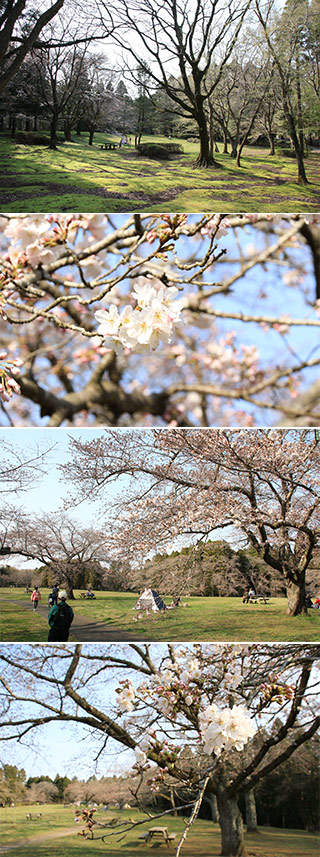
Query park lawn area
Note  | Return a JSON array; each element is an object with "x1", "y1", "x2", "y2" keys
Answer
[
  {"x1": 0, "y1": 592, "x2": 78, "y2": 643},
  {"x1": 0, "y1": 589, "x2": 319, "y2": 642},
  {"x1": 0, "y1": 131, "x2": 319, "y2": 212},
  {"x1": 0, "y1": 804, "x2": 318, "y2": 857},
  {"x1": 0, "y1": 599, "x2": 49, "y2": 642}
]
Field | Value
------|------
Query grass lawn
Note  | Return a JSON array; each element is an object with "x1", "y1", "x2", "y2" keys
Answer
[
  {"x1": 0, "y1": 132, "x2": 319, "y2": 212},
  {"x1": 0, "y1": 804, "x2": 318, "y2": 857},
  {"x1": 0, "y1": 589, "x2": 319, "y2": 642}
]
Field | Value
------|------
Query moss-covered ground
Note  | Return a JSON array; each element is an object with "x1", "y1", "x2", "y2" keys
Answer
[{"x1": 1, "y1": 132, "x2": 319, "y2": 212}]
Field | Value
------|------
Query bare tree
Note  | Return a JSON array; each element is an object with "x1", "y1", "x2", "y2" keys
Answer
[
  {"x1": 97, "y1": 0, "x2": 252, "y2": 167},
  {"x1": 254, "y1": 0, "x2": 309, "y2": 183},
  {"x1": 0, "y1": 0, "x2": 66, "y2": 91}
]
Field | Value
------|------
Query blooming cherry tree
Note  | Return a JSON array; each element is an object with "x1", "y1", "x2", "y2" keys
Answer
[
  {"x1": 0, "y1": 643, "x2": 318, "y2": 857},
  {"x1": 61, "y1": 428, "x2": 320, "y2": 615}
]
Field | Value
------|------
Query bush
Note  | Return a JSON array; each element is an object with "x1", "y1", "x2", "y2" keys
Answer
[
  {"x1": 164, "y1": 143, "x2": 184, "y2": 154},
  {"x1": 275, "y1": 146, "x2": 296, "y2": 158},
  {"x1": 14, "y1": 131, "x2": 64, "y2": 145},
  {"x1": 137, "y1": 142, "x2": 184, "y2": 159}
]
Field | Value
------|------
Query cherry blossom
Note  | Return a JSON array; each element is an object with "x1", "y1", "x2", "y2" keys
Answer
[{"x1": 0, "y1": 212, "x2": 319, "y2": 426}]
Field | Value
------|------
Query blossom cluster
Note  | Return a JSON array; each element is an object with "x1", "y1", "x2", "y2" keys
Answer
[
  {"x1": 259, "y1": 677, "x2": 295, "y2": 707},
  {"x1": 199, "y1": 703, "x2": 255, "y2": 756},
  {"x1": 146, "y1": 214, "x2": 188, "y2": 254},
  {"x1": 95, "y1": 282, "x2": 183, "y2": 354},
  {"x1": 0, "y1": 351, "x2": 23, "y2": 402},
  {"x1": 0, "y1": 214, "x2": 110, "y2": 284},
  {"x1": 116, "y1": 680, "x2": 136, "y2": 712},
  {"x1": 134, "y1": 729, "x2": 181, "y2": 771}
]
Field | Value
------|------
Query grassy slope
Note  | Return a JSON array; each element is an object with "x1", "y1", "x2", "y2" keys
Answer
[
  {"x1": 0, "y1": 132, "x2": 319, "y2": 212},
  {"x1": 0, "y1": 589, "x2": 318, "y2": 642},
  {"x1": 0, "y1": 805, "x2": 318, "y2": 857}
]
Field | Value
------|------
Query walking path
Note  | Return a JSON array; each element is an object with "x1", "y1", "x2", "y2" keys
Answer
[
  {"x1": 0, "y1": 826, "x2": 77, "y2": 852},
  {"x1": 1, "y1": 597, "x2": 144, "y2": 641}
]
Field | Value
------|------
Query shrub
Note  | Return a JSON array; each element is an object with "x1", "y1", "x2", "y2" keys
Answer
[
  {"x1": 137, "y1": 142, "x2": 184, "y2": 159},
  {"x1": 14, "y1": 131, "x2": 64, "y2": 145},
  {"x1": 164, "y1": 143, "x2": 184, "y2": 154},
  {"x1": 275, "y1": 146, "x2": 296, "y2": 158}
]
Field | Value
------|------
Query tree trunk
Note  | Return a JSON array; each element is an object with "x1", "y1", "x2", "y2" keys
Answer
[
  {"x1": 76, "y1": 120, "x2": 82, "y2": 135},
  {"x1": 11, "y1": 115, "x2": 16, "y2": 138},
  {"x1": 49, "y1": 114, "x2": 58, "y2": 149},
  {"x1": 33, "y1": 114, "x2": 38, "y2": 131},
  {"x1": 245, "y1": 791, "x2": 258, "y2": 833},
  {"x1": 267, "y1": 132, "x2": 275, "y2": 155},
  {"x1": 229, "y1": 138, "x2": 237, "y2": 158},
  {"x1": 206, "y1": 792, "x2": 219, "y2": 822},
  {"x1": 217, "y1": 794, "x2": 247, "y2": 857},
  {"x1": 194, "y1": 107, "x2": 219, "y2": 168},
  {"x1": 295, "y1": 47, "x2": 304, "y2": 158},
  {"x1": 286, "y1": 577, "x2": 307, "y2": 616},
  {"x1": 282, "y1": 98, "x2": 307, "y2": 183},
  {"x1": 236, "y1": 138, "x2": 246, "y2": 168},
  {"x1": 89, "y1": 128, "x2": 94, "y2": 146},
  {"x1": 64, "y1": 120, "x2": 71, "y2": 142}
]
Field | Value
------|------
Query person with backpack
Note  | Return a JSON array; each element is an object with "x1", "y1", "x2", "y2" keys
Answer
[{"x1": 48, "y1": 590, "x2": 74, "y2": 641}]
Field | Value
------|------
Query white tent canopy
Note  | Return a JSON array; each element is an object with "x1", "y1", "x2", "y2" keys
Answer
[{"x1": 133, "y1": 588, "x2": 167, "y2": 612}]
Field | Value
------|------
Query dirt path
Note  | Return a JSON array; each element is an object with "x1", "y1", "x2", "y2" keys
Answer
[
  {"x1": 0, "y1": 826, "x2": 77, "y2": 852},
  {"x1": 1, "y1": 597, "x2": 144, "y2": 641}
]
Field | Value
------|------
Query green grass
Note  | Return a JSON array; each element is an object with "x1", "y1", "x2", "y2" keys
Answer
[
  {"x1": 0, "y1": 589, "x2": 319, "y2": 642},
  {"x1": 0, "y1": 131, "x2": 319, "y2": 212},
  {"x1": 0, "y1": 804, "x2": 318, "y2": 857},
  {"x1": 0, "y1": 598, "x2": 49, "y2": 642}
]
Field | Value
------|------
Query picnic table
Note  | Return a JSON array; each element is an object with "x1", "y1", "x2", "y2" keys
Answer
[
  {"x1": 247, "y1": 596, "x2": 269, "y2": 604},
  {"x1": 139, "y1": 826, "x2": 176, "y2": 847},
  {"x1": 100, "y1": 142, "x2": 119, "y2": 150}
]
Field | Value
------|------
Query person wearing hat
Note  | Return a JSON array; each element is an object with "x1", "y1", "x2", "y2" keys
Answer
[{"x1": 48, "y1": 589, "x2": 74, "y2": 642}]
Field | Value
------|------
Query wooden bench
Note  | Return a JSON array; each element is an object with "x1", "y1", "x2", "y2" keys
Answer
[{"x1": 100, "y1": 143, "x2": 119, "y2": 150}]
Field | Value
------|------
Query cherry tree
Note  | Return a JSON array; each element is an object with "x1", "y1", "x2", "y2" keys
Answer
[
  {"x1": 61, "y1": 428, "x2": 320, "y2": 616},
  {"x1": 1, "y1": 213, "x2": 320, "y2": 427},
  {"x1": 0, "y1": 436, "x2": 53, "y2": 497},
  {"x1": 0, "y1": 643, "x2": 319, "y2": 856},
  {"x1": 0, "y1": 510, "x2": 109, "y2": 597}
]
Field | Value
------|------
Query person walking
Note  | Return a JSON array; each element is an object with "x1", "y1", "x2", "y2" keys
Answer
[
  {"x1": 31, "y1": 587, "x2": 41, "y2": 610},
  {"x1": 51, "y1": 583, "x2": 59, "y2": 605},
  {"x1": 48, "y1": 590, "x2": 74, "y2": 642}
]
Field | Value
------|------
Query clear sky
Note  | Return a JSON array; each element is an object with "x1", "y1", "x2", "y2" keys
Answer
[{"x1": 2, "y1": 691, "x2": 134, "y2": 780}]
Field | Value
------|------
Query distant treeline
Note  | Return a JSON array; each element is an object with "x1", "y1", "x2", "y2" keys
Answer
[{"x1": 1, "y1": 541, "x2": 319, "y2": 596}]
